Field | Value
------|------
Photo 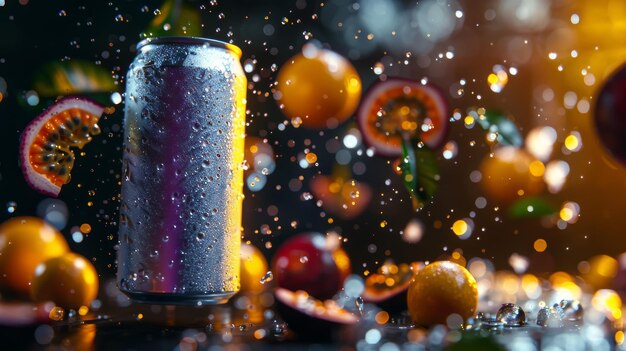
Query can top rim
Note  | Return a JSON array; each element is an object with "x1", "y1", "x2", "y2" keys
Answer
[{"x1": 137, "y1": 37, "x2": 242, "y2": 58}]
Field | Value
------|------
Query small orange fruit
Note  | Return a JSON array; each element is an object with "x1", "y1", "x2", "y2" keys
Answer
[
  {"x1": 239, "y1": 243, "x2": 269, "y2": 293},
  {"x1": 407, "y1": 261, "x2": 478, "y2": 326},
  {"x1": 480, "y1": 146, "x2": 544, "y2": 204},
  {"x1": 0, "y1": 216, "x2": 69, "y2": 296},
  {"x1": 275, "y1": 44, "x2": 361, "y2": 129},
  {"x1": 31, "y1": 252, "x2": 99, "y2": 310}
]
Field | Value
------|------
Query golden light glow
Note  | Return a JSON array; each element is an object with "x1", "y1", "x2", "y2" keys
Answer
[
  {"x1": 464, "y1": 115, "x2": 475, "y2": 126},
  {"x1": 452, "y1": 220, "x2": 468, "y2": 236},
  {"x1": 305, "y1": 152, "x2": 318, "y2": 164},
  {"x1": 78, "y1": 305, "x2": 89, "y2": 316},
  {"x1": 550, "y1": 271, "x2": 582, "y2": 300},
  {"x1": 616, "y1": 331, "x2": 625, "y2": 345},
  {"x1": 560, "y1": 207, "x2": 574, "y2": 222},
  {"x1": 534, "y1": 239, "x2": 547, "y2": 252},
  {"x1": 592, "y1": 289, "x2": 622, "y2": 321},
  {"x1": 564, "y1": 134, "x2": 580, "y2": 151},
  {"x1": 522, "y1": 274, "x2": 541, "y2": 299},
  {"x1": 529, "y1": 160, "x2": 545, "y2": 177}
]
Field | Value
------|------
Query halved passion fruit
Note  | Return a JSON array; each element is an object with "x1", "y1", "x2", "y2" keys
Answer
[
  {"x1": 274, "y1": 287, "x2": 358, "y2": 341},
  {"x1": 362, "y1": 261, "x2": 421, "y2": 314},
  {"x1": 20, "y1": 96, "x2": 108, "y2": 197},
  {"x1": 357, "y1": 78, "x2": 449, "y2": 157}
]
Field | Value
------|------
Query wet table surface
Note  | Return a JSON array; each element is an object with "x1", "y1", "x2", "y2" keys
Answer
[{"x1": 0, "y1": 292, "x2": 616, "y2": 351}]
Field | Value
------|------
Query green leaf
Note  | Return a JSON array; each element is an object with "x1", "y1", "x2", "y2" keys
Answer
[
  {"x1": 33, "y1": 60, "x2": 117, "y2": 97},
  {"x1": 508, "y1": 197, "x2": 557, "y2": 219},
  {"x1": 400, "y1": 137, "x2": 439, "y2": 209},
  {"x1": 443, "y1": 332, "x2": 506, "y2": 351},
  {"x1": 141, "y1": 0, "x2": 202, "y2": 39},
  {"x1": 476, "y1": 109, "x2": 523, "y2": 147}
]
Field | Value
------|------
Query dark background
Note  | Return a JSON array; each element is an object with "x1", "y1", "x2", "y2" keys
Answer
[{"x1": 2, "y1": 0, "x2": 626, "y2": 280}]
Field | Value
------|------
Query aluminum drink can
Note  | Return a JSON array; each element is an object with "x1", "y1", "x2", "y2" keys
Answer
[{"x1": 118, "y1": 37, "x2": 246, "y2": 305}]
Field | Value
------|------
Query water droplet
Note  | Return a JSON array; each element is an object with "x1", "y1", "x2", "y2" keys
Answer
[
  {"x1": 299, "y1": 256, "x2": 308, "y2": 263},
  {"x1": 496, "y1": 303, "x2": 526, "y2": 326},
  {"x1": 58, "y1": 10, "x2": 67, "y2": 17},
  {"x1": 558, "y1": 299, "x2": 583, "y2": 321},
  {"x1": 537, "y1": 306, "x2": 563, "y2": 327},
  {"x1": 259, "y1": 271, "x2": 273, "y2": 284},
  {"x1": 197, "y1": 232, "x2": 206, "y2": 241}
]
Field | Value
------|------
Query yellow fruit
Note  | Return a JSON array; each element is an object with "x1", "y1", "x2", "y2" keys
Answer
[
  {"x1": 31, "y1": 253, "x2": 99, "y2": 310},
  {"x1": 240, "y1": 243, "x2": 269, "y2": 293},
  {"x1": 0, "y1": 216, "x2": 69, "y2": 296},
  {"x1": 275, "y1": 45, "x2": 361, "y2": 129},
  {"x1": 480, "y1": 146, "x2": 544, "y2": 204},
  {"x1": 407, "y1": 261, "x2": 478, "y2": 326}
]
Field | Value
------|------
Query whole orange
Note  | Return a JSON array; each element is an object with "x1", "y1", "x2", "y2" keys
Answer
[
  {"x1": 31, "y1": 252, "x2": 98, "y2": 310},
  {"x1": 239, "y1": 243, "x2": 269, "y2": 293},
  {"x1": 407, "y1": 261, "x2": 478, "y2": 326},
  {"x1": 275, "y1": 44, "x2": 361, "y2": 129},
  {"x1": 480, "y1": 146, "x2": 544, "y2": 204},
  {"x1": 0, "y1": 216, "x2": 69, "y2": 296}
]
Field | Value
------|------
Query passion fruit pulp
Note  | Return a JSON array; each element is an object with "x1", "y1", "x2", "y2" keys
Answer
[
  {"x1": 274, "y1": 287, "x2": 358, "y2": 341},
  {"x1": 20, "y1": 96, "x2": 108, "y2": 197},
  {"x1": 362, "y1": 261, "x2": 421, "y2": 314},
  {"x1": 357, "y1": 78, "x2": 449, "y2": 157}
]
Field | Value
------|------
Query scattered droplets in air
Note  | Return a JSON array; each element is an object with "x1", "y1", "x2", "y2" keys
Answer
[
  {"x1": 373, "y1": 62, "x2": 384, "y2": 75},
  {"x1": 259, "y1": 271, "x2": 273, "y2": 284},
  {"x1": 442, "y1": 141, "x2": 458, "y2": 160},
  {"x1": 488, "y1": 65, "x2": 508, "y2": 93},
  {"x1": 6, "y1": 201, "x2": 16, "y2": 213},
  {"x1": 114, "y1": 14, "x2": 124, "y2": 22},
  {"x1": 58, "y1": 10, "x2": 67, "y2": 17}
]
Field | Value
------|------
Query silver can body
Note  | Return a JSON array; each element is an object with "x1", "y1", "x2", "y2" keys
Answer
[{"x1": 118, "y1": 37, "x2": 246, "y2": 305}]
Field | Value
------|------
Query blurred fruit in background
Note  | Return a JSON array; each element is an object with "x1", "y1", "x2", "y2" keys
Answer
[
  {"x1": 480, "y1": 146, "x2": 545, "y2": 205},
  {"x1": 595, "y1": 64, "x2": 626, "y2": 166},
  {"x1": 30, "y1": 252, "x2": 98, "y2": 310},
  {"x1": 0, "y1": 217, "x2": 69, "y2": 296},
  {"x1": 239, "y1": 243, "x2": 269, "y2": 293},
  {"x1": 309, "y1": 174, "x2": 372, "y2": 220},
  {"x1": 271, "y1": 232, "x2": 351, "y2": 300},
  {"x1": 275, "y1": 44, "x2": 361, "y2": 129}
]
